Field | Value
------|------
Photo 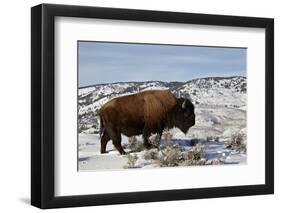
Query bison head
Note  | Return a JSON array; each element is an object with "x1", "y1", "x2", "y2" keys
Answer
[{"x1": 173, "y1": 98, "x2": 195, "y2": 134}]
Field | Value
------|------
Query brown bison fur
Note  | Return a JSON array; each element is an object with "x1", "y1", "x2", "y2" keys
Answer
[{"x1": 99, "y1": 90, "x2": 195, "y2": 155}]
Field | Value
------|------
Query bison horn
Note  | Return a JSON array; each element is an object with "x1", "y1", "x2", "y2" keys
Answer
[{"x1": 182, "y1": 100, "x2": 186, "y2": 109}]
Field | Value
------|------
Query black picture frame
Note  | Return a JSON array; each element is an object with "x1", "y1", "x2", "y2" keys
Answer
[{"x1": 31, "y1": 3, "x2": 274, "y2": 209}]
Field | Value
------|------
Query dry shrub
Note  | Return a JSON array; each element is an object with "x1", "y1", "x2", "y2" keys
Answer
[
  {"x1": 181, "y1": 144, "x2": 207, "y2": 166},
  {"x1": 181, "y1": 158, "x2": 207, "y2": 166},
  {"x1": 124, "y1": 153, "x2": 138, "y2": 168},
  {"x1": 128, "y1": 136, "x2": 144, "y2": 152},
  {"x1": 187, "y1": 144, "x2": 206, "y2": 160},
  {"x1": 156, "y1": 132, "x2": 208, "y2": 167},
  {"x1": 157, "y1": 145, "x2": 183, "y2": 167},
  {"x1": 211, "y1": 159, "x2": 221, "y2": 165},
  {"x1": 226, "y1": 133, "x2": 246, "y2": 153},
  {"x1": 148, "y1": 134, "x2": 161, "y2": 148},
  {"x1": 143, "y1": 149, "x2": 159, "y2": 161},
  {"x1": 163, "y1": 131, "x2": 173, "y2": 147}
]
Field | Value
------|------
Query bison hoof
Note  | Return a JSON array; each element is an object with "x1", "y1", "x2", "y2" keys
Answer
[
  {"x1": 144, "y1": 143, "x2": 154, "y2": 149},
  {"x1": 120, "y1": 151, "x2": 127, "y2": 155}
]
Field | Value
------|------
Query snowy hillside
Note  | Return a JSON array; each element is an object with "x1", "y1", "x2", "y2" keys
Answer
[
  {"x1": 78, "y1": 76, "x2": 246, "y2": 135},
  {"x1": 78, "y1": 76, "x2": 247, "y2": 171}
]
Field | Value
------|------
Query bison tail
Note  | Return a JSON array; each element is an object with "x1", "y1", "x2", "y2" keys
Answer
[{"x1": 99, "y1": 116, "x2": 104, "y2": 138}]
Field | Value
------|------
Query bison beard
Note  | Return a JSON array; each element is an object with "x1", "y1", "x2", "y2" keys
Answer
[{"x1": 99, "y1": 90, "x2": 195, "y2": 155}]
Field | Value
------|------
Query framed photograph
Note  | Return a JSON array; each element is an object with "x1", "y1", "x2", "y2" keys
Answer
[{"x1": 31, "y1": 3, "x2": 274, "y2": 209}]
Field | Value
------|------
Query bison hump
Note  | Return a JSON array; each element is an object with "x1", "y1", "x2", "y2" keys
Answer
[{"x1": 143, "y1": 90, "x2": 177, "y2": 124}]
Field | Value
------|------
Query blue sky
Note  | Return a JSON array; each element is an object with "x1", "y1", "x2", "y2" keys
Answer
[{"x1": 78, "y1": 41, "x2": 246, "y2": 87}]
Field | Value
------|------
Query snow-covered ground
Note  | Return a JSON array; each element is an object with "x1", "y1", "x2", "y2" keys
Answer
[
  {"x1": 78, "y1": 134, "x2": 128, "y2": 171},
  {"x1": 78, "y1": 132, "x2": 246, "y2": 171}
]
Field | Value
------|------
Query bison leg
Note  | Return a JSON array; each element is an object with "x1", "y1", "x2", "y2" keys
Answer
[
  {"x1": 112, "y1": 135, "x2": 126, "y2": 155},
  {"x1": 100, "y1": 130, "x2": 110, "y2": 154},
  {"x1": 142, "y1": 128, "x2": 153, "y2": 149},
  {"x1": 104, "y1": 126, "x2": 126, "y2": 155},
  {"x1": 108, "y1": 130, "x2": 126, "y2": 155}
]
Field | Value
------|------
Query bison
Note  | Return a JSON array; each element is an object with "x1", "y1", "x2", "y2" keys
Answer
[{"x1": 99, "y1": 90, "x2": 195, "y2": 154}]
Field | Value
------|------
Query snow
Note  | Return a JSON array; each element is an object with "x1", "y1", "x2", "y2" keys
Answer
[
  {"x1": 78, "y1": 132, "x2": 246, "y2": 171},
  {"x1": 78, "y1": 76, "x2": 247, "y2": 171},
  {"x1": 79, "y1": 134, "x2": 128, "y2": 171},
  {"x1": 188, "y1": 104, "x2": 246, "y2": 139}
]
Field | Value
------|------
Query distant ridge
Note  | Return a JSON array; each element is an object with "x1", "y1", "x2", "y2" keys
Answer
[{"x1": 79, "y1": 76, "x2": 246, "y2": 89}]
